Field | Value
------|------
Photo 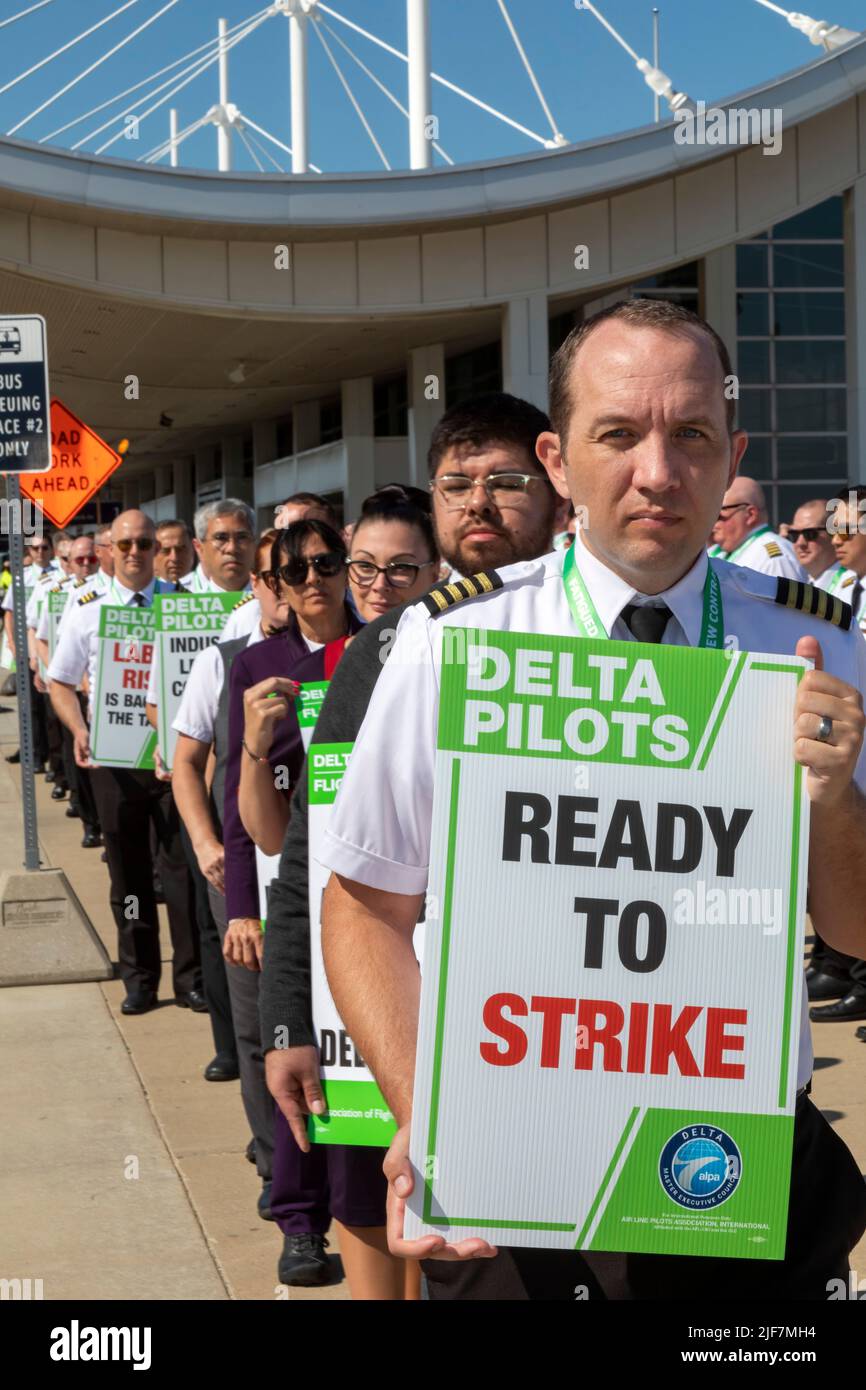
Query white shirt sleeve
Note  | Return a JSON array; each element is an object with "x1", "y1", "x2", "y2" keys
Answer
[
  {"x1": 48, "y1": 603, "x2": 90, "y2": 687},
  {"x1": 2, "y1": 586, "x2": 14, "y2": 613},
  {"x1": 317, "y1": 606, "x2": 439, "y2": 895},
  {"x1": 737, "y1": 537, "x2": 807, "y2": 583},
  {"x1": 172, "y1": 642, "x2": 223, "y2": 744},
  {"x1": 25, "y1": 585, "x2": 43, "y2": 629},
  {"x1": 221, "y1": 598, "x2": 260, "y2": 644},
  {"x1": 36, "y1": 602, "x2": 51, "y2": 642}
]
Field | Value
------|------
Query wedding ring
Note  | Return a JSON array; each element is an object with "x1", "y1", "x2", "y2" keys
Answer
[{"x1": 816, "y1": 715, "x2": 833, "y2": 743}]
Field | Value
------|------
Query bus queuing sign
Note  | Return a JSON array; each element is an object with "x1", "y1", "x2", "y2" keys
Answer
[{"x1": 0, "y1": 315, "x2": 51, "y2": 473}]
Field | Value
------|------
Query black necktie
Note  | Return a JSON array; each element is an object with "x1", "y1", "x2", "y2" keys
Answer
[
  {"x1": 621, "y1": 602, "x2": 671, "y2": 644},
  {"x1": 131, "y1": 592, "x2": 147, "y2": 607}
]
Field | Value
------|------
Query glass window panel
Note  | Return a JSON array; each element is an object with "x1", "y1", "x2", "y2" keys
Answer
[
  {"x1": 737, "y1": 390, "x2": 771, "y2": 432},
  {"x1": 772, "y1": 291, "x2": 845, "y2": 337},
  {"x1": 777, "y1": 436, "x2": 848, "y2": 477},
  {"x1": 771, "y1": 197, "x2": 844, "y2": 240},
  {"x1": 740, "y1": 435, "x2": 771, "y2": 477},
  {"x1": 737, "y1": 292, "x2": 769, "y2": 335},
  {"x1": 632, "y1": 263, "x2": 699, "y2": 290},
  {"x1": 772, "y1": 244, "x2": 843, "y2": 288},
  {"x1": 736, "y1": 244, "x2": 769, "y2": 287},
  {"x1": 776, "y1": 389, "x2": 846, "y2": 431},
  {"x1": 777, "y1": 482, "x2": 847, "y2": 527},
  {"x1": 737, "y1": 341, "x2": 770, "y2": 383},
  {"x1": 775, "y1": 340, "x2": 846, "y2": 385}
]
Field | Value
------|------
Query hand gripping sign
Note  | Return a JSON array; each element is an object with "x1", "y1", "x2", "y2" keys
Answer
[{"x1": 405, "y1": 630, "x2": 809, "y2": 1260}]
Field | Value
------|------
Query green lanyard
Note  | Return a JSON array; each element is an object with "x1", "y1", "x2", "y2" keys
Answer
[
  {"x1": 107, "y1": 581, "x2": 151, "y2": 607},
  {"x1": 725, "y1": 523, "x2": 770, "y2": 565},
  {"x1": 562, "y1": 544, "x2": 725, "y2": 649},
  {"x1": 826, "y1": 567, "x2": 846, "y2": 596}
]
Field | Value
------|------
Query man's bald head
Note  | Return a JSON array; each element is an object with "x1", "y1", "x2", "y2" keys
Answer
[
  {"x1": 110, "y1": 510, "x2": 155, "y2": 543},
  {"x1": 712, "y1": 475, "x2": 769, "y2": 553},
  {"x1": 722, "y1": 476, "x2": 767, "y2": 518}
]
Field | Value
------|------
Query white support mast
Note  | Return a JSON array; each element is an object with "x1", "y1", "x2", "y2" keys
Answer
[
  {"x1": 406, "y1": 0, "x2": 431, "y2": 169},
  {"x1": 289, "y1": 1, "x2": 311, "y2": 173},
  {"x1": 169, "y1": 106, "x2": 179, "y2": 166},
  {"x1": 217, "y1": 16, "x2": 232, "y2": 171}
]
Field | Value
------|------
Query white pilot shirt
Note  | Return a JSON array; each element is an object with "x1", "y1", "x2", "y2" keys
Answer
[
  {"x1": 35, "y1": 575, "x2": 75, "y2": 642},
  {"x1": 26, "y1": 569, "x2": 66, "y2": 629},
  {"x1": 220, "y1": 595, "x2": 261, "y2": 644},
  {"x1": 319, "y1": 535, "x2": 866, "y2": 1092},
  {"x1": 172, "y1": 621, "x2": 266, "y2": 745},
  {"x1": 722, "y1": 525, "x2": 807, "y2": 582},
  {"x1": 813, "y1": 562, "x2": 857, "y2": 596},
  {"x1": 145, "y1": 580, "x2": 252, "y2": 707},
  {"x1": 49, "y1": 577, "x2": 172, "y2": 718},
  {"x1": 59, "y1": 568, "x2": 110, "y2": 625}
]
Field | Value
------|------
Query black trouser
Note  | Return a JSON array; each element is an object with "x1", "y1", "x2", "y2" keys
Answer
[
  {"x1": 179, "y1": 822, "x2": 237, "y2": 1062},
  {"x1": 422, "y1": 1096, "x2": 866, "y2": 1301},
  {"x1": 208, "y1": 884, "x2": 272, "y2": 1178},
  {"x1": 44, "y1": 692, "x2": 66, "y2": 785},
  {"x1": 28, "y1": 666, "x2": 48, "y2": 767},
  {"x1": 61, "y1": 719, "x2": 100, "y2": 833},
  {"x1": 90, "y1": 768, "x2": 201, "y2": 996},
  {"x1": 810, "y1": 928, "x2": 857, "y2": 978}
]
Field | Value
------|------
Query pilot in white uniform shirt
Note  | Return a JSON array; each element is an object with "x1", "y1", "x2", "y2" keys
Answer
[
  {"x1": 719, "y1": 523, "x2": 807, "y2": 583},
  {"x1": 318, "y1": 534, "x2": 866, "y2": 1098},
  {"x1": 813, "y1": 561, "x2": 857, "y2": 596}
]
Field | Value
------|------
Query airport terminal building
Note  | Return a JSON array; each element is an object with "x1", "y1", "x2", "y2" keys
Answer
[{"x1": 1, "y1": 33, "x2": 864, "y2": 530}]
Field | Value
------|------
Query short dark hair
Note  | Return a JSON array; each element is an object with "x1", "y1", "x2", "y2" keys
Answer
[
  {"x1": 156, "y1": 519, "x2": 193, "y2": 543},
  {"x1": 280, "y1": 491, "x2": 339, "y2": 525},
  {"x1": 427, "y1": 393, "x2": 552, "y2": 480},
  {"x1": 354, "y1": 484, "x2": 438, "y2": 562},
  {"x1": 269, "y1": 518, "x2": 347, "y2": 580},
  {"x1": 548, "y1": 298, "x2": 735, "y2": 444}
]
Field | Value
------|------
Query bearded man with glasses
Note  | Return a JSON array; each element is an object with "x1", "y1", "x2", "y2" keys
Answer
[{"x1": 48, "y1": 511, "x2": 202, "y2": 1016}]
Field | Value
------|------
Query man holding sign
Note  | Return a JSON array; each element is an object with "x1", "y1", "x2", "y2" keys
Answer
[
  {"x1": 48, "y1": 511, "x2": 201, "y2": 1017},
  {"x1": 320, "y1": 299, "x2": 866, "y2": 1300}
]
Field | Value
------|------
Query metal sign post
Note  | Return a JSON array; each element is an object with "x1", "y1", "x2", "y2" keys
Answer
[
  {"x1": 0, "y1": 312, "x2": 51, "y2": 871},
  {"x1": 6, "y1": 474, "x2": 40, "y2": 870}
]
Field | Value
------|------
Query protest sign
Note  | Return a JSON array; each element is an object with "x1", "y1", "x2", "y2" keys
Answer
[
  {"x1": 154, "y1": 592, "x2": 241, "y2": 771},
  {"x1": 307, "y1": 739, "x2": 398, "y2": 1147},
  {"x1": 90, "y1": 606, "x2": 158, "y2": 769},
  {"x1": 405, "y1": 629, "x2": 809, "y2": 1258},
  {"x1": 46, "y1": 588, "x2": 67, "y2": 663}
]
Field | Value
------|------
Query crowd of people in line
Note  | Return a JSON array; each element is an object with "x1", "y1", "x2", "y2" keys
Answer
[{"x1": 4, "y1": 305, "x2": 866, "y2": 1299}]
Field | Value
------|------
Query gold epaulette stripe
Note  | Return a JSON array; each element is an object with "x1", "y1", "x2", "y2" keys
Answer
[
  {"x1": 765, "y1": 542, "x2": 782, "y2": 557},
  {"x1": 420, "y1": 569, "x2": 504, "y2": 617},
  {"x1": 233, "y1": 592, "x2": 255, "y2": 609},
  {"x1": 774, "y1": 578, "x2": 851, "y2": 630}
]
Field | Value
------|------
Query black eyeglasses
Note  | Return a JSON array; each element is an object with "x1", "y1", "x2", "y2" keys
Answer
[
  {"x1": 269, "y1": 552, "x2": 345, "y2": 588},
  {"x1": 347, "y1": 558, "x2": 437, "y2": 589},
  {"x1": 716, "y1": 503, "x2": 749, "y2": 522},
  {"x1": 787, "y1": 528, "x2": 823, "y2": 543},
  {"x1": 210, "y1": 530, "x2": 253, "y2": 549}
]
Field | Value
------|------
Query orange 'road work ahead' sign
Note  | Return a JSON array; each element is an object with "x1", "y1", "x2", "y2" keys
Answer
[{"x1": 17, "y1": 399, "x2": 122, "y2": 528}]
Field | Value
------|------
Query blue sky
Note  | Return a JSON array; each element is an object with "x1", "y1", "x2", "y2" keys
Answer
[{"x1": 0, "y1": 0, "x2": 863, "y2": 172}]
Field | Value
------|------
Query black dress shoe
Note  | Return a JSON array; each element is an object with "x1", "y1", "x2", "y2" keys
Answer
[
  {"x1": 65, "y1": 804, "x2": 81, "y2": 819},
  {"x1": 5, "y1": 750, "x2": 20, "y2": 764},
  {"x1": 806, "y1": 970, "x2": 850, "y2": 1002},
  {"x1": 258, "y1": 1182, "x2": 275, "y2": 1222},
  {"x1": 810, "y1": 989, "x2": 866, "y2": 1023},
  {"x1": 50, "y1": 784, "x2": 67, "y2": 800},
  {"x1": 175, "y1": 989, "x2": 208, "y2": 1013},
  {"x1": 204, "y1": 1054, "x2": 239, "y2": 1082},
  {"x1": 45, "y1": 770, "x2": 55, "y2": 784},
  {"x1": 278, "y1": 1235, "x2": 331, "y2": 1288},
  {"x1": 120, "y1": 991, "x2": 158, "y2": 1016},
  {"x1": 81, "y1": 829, "x2": 102, "y2": 848},
  {"x1": 245, "y1": 1138, "x2": 257, "y2": 1165}
]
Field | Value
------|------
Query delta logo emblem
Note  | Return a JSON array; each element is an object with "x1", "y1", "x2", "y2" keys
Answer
[{"x1": 658, "y1": 1124, "x2": 742, "y2": 1210}]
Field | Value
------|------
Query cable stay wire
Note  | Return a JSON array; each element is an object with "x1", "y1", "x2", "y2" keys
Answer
[
  {"x1": 235, "y1": 122, "x2": 265, "y2": 171},
  {"x1": 319, "y1": 18, "x2": 453, "y2": 165},
  {"x1": 318, "y1": 2, "x2": 549, "y2": 145},
  {"x1": 240, "y1": 114, "x2": 322, "y2": 173},
  {"x1": 752, "y1": 0, "x2": 789, "y2": 13},
  {"x1": 40, "y1": 3, "x2": 271, "y2": 144},
  {"x1": 0, "y1": 0, "x2": 56, "y2": 31},
  {"x1": 312, "y1": 21, "x2": 390, "y2": 170},
  {"x1": 495, "y1": 0, "x2": 563, "y2": 142},
  {"x1": 579, "y1": 1, "x2": 640, "y2": 62},
  {"x1": 0, "y1": 0, "x2": 141, "y2": 100},
  {"x1": 243, "y1": 124, "x2": 283, "y2": 172},
  {"x1": 8, "y1": 0, "x2": 183, "y2": 138},
  {"x1": 88, "y1": 8, "x2": 273, "y2": 154}
]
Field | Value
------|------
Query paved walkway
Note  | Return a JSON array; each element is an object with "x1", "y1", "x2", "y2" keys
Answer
[{"x1": 1, "y1": 692, "x2": 864, "y2": 1298}]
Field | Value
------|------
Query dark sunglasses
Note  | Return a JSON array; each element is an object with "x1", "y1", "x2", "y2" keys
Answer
[
  {"x1": 786, "y1": 527, "x2": 823, "y2": 543},
  {"x1": 115, "y1": 537, "x2": 155, "y2": 554},
  {"x1": 269, "y1": 552, "x2": 345, "y2": 588}
]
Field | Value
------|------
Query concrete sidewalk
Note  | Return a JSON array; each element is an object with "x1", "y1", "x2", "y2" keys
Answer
[{"x1": 1, "y1": 691, "x2": 864, "y2": 1298}]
